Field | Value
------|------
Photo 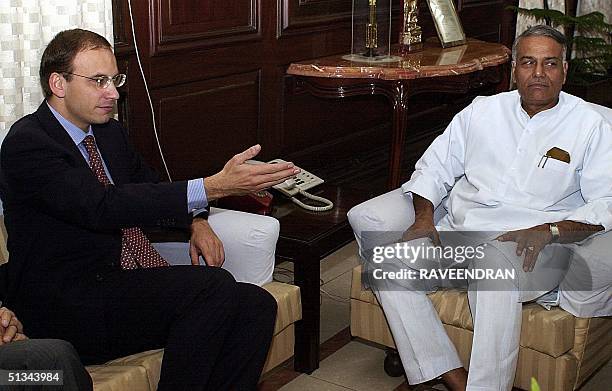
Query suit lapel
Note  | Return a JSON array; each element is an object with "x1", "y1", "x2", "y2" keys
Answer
[
  {"x1": 34, "y1": 102, "x2": 90, "y2": 171},
  {"x1": 35, "y1": 102, "x2": 130, "y2": 185}
]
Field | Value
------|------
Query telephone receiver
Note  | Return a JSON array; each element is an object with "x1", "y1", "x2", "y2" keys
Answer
[{"x1": 246, "y1": 159, "x2": 334, "y2": 212}]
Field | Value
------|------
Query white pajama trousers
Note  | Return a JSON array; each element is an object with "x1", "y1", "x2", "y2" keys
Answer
[{"x1": 348, "y1": 189, "x2": 534, "y2": 391}]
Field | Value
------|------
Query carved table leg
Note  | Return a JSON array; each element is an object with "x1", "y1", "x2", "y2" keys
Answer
[{"x1": 386, "y1": 81, "x2": 410, "y2": 189}]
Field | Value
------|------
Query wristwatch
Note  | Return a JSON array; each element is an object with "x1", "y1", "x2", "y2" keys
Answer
[{"x1": 549, "y1": 223, "x2": 560, "y2": 243}]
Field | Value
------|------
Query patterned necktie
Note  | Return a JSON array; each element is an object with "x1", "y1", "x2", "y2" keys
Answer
[{"x1": 82, "y1": 135, "x2": 170, "y2": 269}]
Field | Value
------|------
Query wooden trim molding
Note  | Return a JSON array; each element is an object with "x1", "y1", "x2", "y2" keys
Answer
[
  {"x1": 151, "y1": 0, "x2": 261, "y2": 55},
  {"x1": 277, "y1": 0, "x2": 352, "y2": 38}
]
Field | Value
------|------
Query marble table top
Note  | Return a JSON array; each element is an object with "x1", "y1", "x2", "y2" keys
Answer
[{"x1": 287, "y1": 39, "x2": 511, "y2": 80}]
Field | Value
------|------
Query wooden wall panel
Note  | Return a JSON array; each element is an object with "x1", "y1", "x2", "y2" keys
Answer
[
  {"x1": 153, "y1": 0, "x2": 260, "y2": 55},
  {"x1": 458, "y1": 0, "x2": 510, "y2": 44},
  {"x1": 278, "y1": 0, "x2": 352, "y2": 37},
  {"x1": 161, "y1": 0, "x2": 252, "y2": 30},
  {"x1": 154, "y1": 72, "x2": 261, "y2": 179}
]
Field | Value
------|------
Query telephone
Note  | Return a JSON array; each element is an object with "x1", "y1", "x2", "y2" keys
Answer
[{"x1": 247, "y1": 159, "x2": 334, "y2": 212}]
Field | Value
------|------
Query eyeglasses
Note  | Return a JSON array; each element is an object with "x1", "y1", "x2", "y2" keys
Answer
[{"x1": 63, "y1": 72, "x2": 127, "y2": 89}]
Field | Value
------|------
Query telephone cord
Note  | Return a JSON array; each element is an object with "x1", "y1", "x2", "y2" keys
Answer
[{"x1": 290, "y1": 190, "x2": 334, "y2": 212}]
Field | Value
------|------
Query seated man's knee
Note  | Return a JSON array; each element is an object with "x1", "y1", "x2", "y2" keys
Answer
[
  {"x1": 238, "y1": 283, "x2": 278, "y2": 319},
  {"x1": 260, "y1": 288, "x2": 278, "y2": 317},
  {"x1": 188, "y1": 265, "x2": 237, "y2": 291},
  {"x1": 348, "y1": 189, "x2": 414, "y2": 234},
  {"x1": 41, "y1": 339, "x2": 80, "y2": 358},
  {"x1": 2, "y1": 339, "x2": 80, "y2": 368},
  {"x1": 206, "y1": 266, "x2": 236, "y2": 283},
  {"x1": 348, "y1": 199, "x2": 385, "y2": 233}
]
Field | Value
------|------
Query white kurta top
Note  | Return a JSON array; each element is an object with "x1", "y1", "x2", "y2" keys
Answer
[{"x1": 403, "y1": 90, "x2": 612, "y2": 234}]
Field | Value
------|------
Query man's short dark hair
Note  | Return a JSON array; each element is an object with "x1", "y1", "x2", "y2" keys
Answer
[
  {"x1": 512, "y1": 24, "x2": 568, "y2": 63},
  {"x1": 39, "y1": 29, "x2": 112, "y2": 98}
]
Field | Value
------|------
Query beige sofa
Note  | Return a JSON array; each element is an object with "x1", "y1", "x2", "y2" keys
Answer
[
  {"x1": 350, "y1": 265, "x2": 612, "y2": 391},
  {"x1": 0, "y1": 217, "x2": 301, "y2": 391}
]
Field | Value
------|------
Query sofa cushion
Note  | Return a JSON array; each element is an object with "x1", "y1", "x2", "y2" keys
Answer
[
  {"x1": 571, "y1": 316, "x2": 612, "y2": 386},
  {"x1": 262, "y1": 324, "x2": 295, "y2": 373},
  {"x1": 351, "y1": 265, "x2": 576, "y2": 357},
  {"x1": 0, "y1": 216, "x2": 8, "y2": 265},
  {"x1": 519, "y1": 304, "x2": 576, "y2": 358},
  {"x1": 105, "y1": 349, "x2": 163, "y2": 390},
  {"x1": 87, "y1": 364, "x2": 152, "y2": 391},
  {"x1": 351, "y1": 298, "x2": 396, "y2": 348},
  {"x1": 429, "y1": 290, "x2": 474, "y2": 330},
  {"x1": 262, "y1": 281, "x2": 302, "y2": 334}
]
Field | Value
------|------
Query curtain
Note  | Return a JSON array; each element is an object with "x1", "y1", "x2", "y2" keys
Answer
[
  {"x1": 0, "y1": 0, "x2": 114, "y2": 141},
  {"x1": 578, "y1": 0, "x2": 612, "y2": 21},
  {"x1": 516, "y1": 0, "x2": 566, "y2": 40},
  {"x1": 516, "y1": 0, "x2": 612, "y2": 39}
]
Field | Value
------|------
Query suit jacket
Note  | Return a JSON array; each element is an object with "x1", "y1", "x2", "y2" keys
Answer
[{"x1": 0, "y1": 102, "x2": 191, "y2": 312}]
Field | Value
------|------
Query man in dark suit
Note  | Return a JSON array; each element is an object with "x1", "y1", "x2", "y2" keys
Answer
[{"x1": 0, "y1": 28, "x2": 299, "y2": 390}]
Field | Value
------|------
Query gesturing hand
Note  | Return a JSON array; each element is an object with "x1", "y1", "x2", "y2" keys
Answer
[
  {"x1": 190, "y1": 219, "x2": 225, "y2": 267},
  {"x1": 496, "y1": 224, "x2": 552, "y2": 272},
  {"x1": 204, "y1": 145, "x2": 301, "y2": 200}
]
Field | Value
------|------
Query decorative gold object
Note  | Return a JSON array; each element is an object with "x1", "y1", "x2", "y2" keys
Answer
[
  {"x1": 400, "y1": 0, "x2": 423, "y2": 52},
  {"x1": 365, "y1": 0, "x2": 378, "y2": 57}
]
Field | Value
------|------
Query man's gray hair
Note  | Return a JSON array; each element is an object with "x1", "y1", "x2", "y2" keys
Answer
[{"x1": 512, "y1": 25, "x2": 568, "y2": 63}]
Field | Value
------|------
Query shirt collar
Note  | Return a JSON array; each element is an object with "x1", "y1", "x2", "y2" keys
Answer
[
  {"x1": 46, "y1": 102, "x2": 94, "y2": 145},
  {"x1": 517, "y1": 91, "x2": 565, "y2": 121}
]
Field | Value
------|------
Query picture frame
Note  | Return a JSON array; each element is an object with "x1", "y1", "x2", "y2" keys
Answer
[{"x1": 426, "y1": 0, "x2": 467, "y2": 48}]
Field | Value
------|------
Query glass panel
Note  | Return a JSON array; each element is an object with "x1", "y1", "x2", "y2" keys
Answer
[{"x1": 345, "y1": 0, "x2": 400, "y2": 62}]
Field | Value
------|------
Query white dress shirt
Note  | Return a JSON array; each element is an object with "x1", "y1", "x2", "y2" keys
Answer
[{"x1": 403, "y1": 90, "x2": 612, "y2": 234}]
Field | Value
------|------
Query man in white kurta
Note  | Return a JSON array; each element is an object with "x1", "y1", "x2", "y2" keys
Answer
[{"x1": 348, "y1": 25, "x2": 612, "y2": 391}]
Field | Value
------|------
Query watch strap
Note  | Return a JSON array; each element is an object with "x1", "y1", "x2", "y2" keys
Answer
[{"x1": 193, "y1": 207, "x2": 210, "y2": 220}]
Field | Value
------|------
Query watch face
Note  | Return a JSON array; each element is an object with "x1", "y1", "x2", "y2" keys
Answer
[{"x1": 550, "y1": 224, "x2": 560, "y2": 241}]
